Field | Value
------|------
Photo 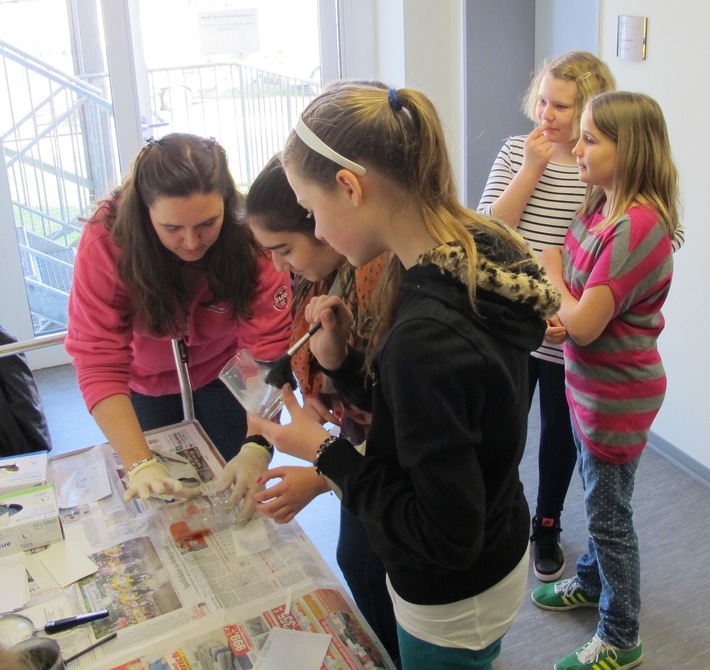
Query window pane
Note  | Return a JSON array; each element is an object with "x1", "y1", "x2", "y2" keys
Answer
[
  {"x1": 139, "y1": 0, "x2": 322, "y2": 188},
  {"x1": 0, "y1": 0, "x2": 118, "y2": 337}
]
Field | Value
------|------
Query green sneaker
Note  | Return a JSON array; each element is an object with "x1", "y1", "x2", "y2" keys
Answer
[
  {"x1": 555, "y1": 634, "x2": 643, "y2": 670},
  {"x1": 531, "y1": 577, "x2": 599, "y2": 611}
]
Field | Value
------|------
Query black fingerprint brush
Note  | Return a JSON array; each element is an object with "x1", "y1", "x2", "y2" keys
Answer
[{"x1": 264, "y1": 316, "x2": 331, "y2": 389}]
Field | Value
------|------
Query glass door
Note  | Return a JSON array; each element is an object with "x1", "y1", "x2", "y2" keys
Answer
[
  {"x1": 0, "y1": 0, "x2": 119, "y2": 367},
  {"x1": 0, "y1": 0, "x2": 328, "y2": 368}
]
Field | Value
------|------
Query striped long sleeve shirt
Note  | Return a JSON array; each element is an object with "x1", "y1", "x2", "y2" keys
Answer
[{"x1": 478, "y1": 135, "x2": 585, "y2": 364}]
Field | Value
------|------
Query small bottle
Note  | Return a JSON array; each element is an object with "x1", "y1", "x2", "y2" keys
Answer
[{"x1": 161, "y1": 492, "x2": 236, "y2": 543}]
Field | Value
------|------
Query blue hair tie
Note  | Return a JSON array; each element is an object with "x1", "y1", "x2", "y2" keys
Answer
[{"x1": 388, "y1": 88, "x2": 403, "y2": 111}]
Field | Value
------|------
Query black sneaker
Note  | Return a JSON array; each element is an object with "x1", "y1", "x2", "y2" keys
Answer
[{"x1": 531, "y1": 516, "x2": 565, "y2": 582}]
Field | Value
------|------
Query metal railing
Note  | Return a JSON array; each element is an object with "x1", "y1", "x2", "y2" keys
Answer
[
  {"x1": 1, "y1": 39, "x2": 117, "y2": 334},
  {"x1": 146, "y1": 62, "x2": 320, "y2": 187},
  {"x1": 0, "y1": 332, "x2": 66, "y2": 359},
  {"x1": 1, "y1": 40, "x2": 118, "y2": 241}
]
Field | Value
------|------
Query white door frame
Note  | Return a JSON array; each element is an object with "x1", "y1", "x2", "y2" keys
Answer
[{"x1": 0, "y1": 137, "x2": 35, "y2": 343}]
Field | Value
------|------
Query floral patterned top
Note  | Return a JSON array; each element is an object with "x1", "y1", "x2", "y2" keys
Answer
[{"x1": 290, "y1": 255, "x2": 384, "y2": 441}]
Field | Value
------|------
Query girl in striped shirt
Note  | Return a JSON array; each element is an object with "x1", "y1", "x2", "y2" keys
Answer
[
  {"x1": 534, "y1": 91, "x2": 681, "y2": 670},
  {"x1": 478, "y1": 51, "x2": 617, "y2": 582}
]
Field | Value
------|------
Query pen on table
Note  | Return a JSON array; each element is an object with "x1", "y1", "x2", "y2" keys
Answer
[
  {"x1": 64, "y1": 632, "x2": 118, "y2": 664},
  {"x1": 45, "y1": 610, "x2": 109, "y2": 634}
]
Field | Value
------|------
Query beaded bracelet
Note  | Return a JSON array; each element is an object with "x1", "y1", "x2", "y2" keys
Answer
[
  {"x1": 313, "y1": 435, "x2": 338, "y2": 475},
  {"x1": 126, "y1": 457, "x2": 158, "y2": 481}
]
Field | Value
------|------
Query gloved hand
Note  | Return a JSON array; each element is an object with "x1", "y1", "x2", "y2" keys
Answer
[
  {"x1": 216, "y1": 440, "x2": 272, "y2": 524},
  {"x1": 124, "y1": 459, "x2": 202, "y2": 501}
]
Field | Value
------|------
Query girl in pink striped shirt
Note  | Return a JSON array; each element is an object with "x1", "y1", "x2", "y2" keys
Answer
[{"x1": 534, "y1": 92, "x2": 680, "y2": 670}]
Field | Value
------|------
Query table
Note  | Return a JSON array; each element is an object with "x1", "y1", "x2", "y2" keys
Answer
[{"x1": 3, "y1": 421, "x2": 394, "y2": 669}]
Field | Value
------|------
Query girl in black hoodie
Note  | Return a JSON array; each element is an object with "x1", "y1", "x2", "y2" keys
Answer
[{"x1": 250, "y1": 81, "x2": 560, "y2": 670}]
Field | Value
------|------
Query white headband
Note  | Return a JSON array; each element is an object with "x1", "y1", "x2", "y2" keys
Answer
[{"x1": 294, "y1": 116, "x2": 367, "y2": 176}]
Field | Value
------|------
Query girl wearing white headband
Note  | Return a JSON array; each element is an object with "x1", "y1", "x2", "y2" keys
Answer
[{"x1": 250, "y1": 81, "x2": 561, "y2": 670}]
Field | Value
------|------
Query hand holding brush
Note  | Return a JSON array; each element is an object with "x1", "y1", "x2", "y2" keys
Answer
[{"x1": 264, "y1": 305, "x2": 340, "y2": 389}]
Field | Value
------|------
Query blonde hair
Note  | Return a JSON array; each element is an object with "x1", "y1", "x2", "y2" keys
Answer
[
  {"x1": 282, "y1": 80, "x2": 530, "y2": 364},
  {"x1": 523, "y1": 51, "x2": 616, "y2": 137},
  {"x1": 580, "y1": 91, "x2": 680, "y2": 239}
]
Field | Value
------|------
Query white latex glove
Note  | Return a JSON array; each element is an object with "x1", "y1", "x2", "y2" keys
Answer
[
  {"x1": 124, "y1": 460, "x2": 202, "y2": 501},
  {"x1": 217, "y1": 442, "x2": 272, "y2": 524}
]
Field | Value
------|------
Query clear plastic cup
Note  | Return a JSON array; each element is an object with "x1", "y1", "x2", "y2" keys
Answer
[
  {"x1": 160, "y1": 492, "x2": 236, "y2": 542},
  {"x1": 219, "y1": 349, "x2": 284, "y2": 420}
]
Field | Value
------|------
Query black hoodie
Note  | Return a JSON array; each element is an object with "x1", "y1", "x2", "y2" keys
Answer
[{"x1": 319, "y1": 229, "x2": 560, "y2": 606}]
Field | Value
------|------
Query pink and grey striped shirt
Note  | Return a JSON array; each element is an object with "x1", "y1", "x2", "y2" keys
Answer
[{"x1": 562, "y1": 204, "x2": 674, "y2": 464}]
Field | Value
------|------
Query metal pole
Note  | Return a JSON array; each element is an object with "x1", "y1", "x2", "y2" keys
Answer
[
  {"x1": 0, "y1": 332, "x2": 66, "y2": 358},
  {"x1": 171, "y1": 339, "x2": 195, "y2": 421}
]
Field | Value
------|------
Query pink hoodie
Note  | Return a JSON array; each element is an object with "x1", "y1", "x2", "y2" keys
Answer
[{"x1": 66, "y1": 221, "x2": 292, "y2": 413}]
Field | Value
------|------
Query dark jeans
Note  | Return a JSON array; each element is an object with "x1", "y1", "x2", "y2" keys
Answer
[
  {"x1": 336, "y1": 505, "x2": 401, "y2": 668},
  {"x1": 131, "y1": 378, "x2": 247, "y2": 461},
  {"x1": 528, "y1": 356, "x2": 577, "y2": 520}
]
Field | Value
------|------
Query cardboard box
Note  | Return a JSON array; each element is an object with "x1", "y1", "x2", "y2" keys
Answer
[
  {"x1": 0, "y1": 483, "x2": 63, "y2": 556},
  {"x1": 0, "y1": 451, "x2": 49, "y2": 495}
]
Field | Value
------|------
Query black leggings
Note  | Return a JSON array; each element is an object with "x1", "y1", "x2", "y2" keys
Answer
[{"x1": 528, "y1": 356, "x2": 577, "y2": 520}]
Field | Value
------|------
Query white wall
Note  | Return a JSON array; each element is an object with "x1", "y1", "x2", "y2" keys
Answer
[
  {"x1": 338, "y1": 0, "x2": 465, "y2": 194},
  {"x1": 598, "y1": 1, "x2": 709, "y2": 469},
  {"x1": 400, "y1": 0, "x2": 464, "y2": 185},
  {"x1": 535, "y1": 0, "x2": 599, "y2": 67}
]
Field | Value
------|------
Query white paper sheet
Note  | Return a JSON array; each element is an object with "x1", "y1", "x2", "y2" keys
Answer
[
  {"x1": 253, "y1": 628, "x2": 331, "y2": 670},
  {"x1": 231, "y1": 515, "x2": 270, "y2": 555},
  {"x1": 52, "y1": 447, "x2": 111, "y2": 508},
  {"x1": 0, "y1": 553, "x2": 28, "y2": 611},
  {"x1": 25, "y1": 541, "x2": 98, "y2": 589}
]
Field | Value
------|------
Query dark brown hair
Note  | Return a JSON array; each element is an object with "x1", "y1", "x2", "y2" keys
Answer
[
  {"x1": 246, "y1": 153, "x2": 315, "y2": 235},
  {"x1": 246, "y1": 152, "x2": 351, "y2": 318},
  {"x1": 93, "y1": 133, "x2": 261, "y2": 336}
]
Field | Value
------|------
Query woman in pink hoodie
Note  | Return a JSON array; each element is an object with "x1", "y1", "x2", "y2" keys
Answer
[{"x1": 66, "y1": 134, "x2": 291, "y2": 501}]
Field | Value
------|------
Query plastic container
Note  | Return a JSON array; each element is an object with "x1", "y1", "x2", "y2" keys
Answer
[
  {"x1": 160, "y1": 492, "x2": 236, "y2": 542},
  {"x1": 219, "y1": 349, "x2": 284, "y2": 420}
]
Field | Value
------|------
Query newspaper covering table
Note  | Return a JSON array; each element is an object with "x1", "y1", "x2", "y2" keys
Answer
[{"x1": 22, "y1": 421, "x2": 394, "y2": 669}]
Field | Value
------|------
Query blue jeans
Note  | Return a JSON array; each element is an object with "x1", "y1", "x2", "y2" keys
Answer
[
  {"x1": 572, "y1": 426, "x2": 641, "y2": 649},
  {"x1": 131, "y1": 379, "x2": 247, "y2": 461},
  {"x1": 528, "y1": 357, "x2": 577, "y2": 520},
  {"x1": 396, "y1": 624, "x2": 501, "y2": 670},
  {"x1": 337, "y1": 506, "x2": 400, "y2": 667}
]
